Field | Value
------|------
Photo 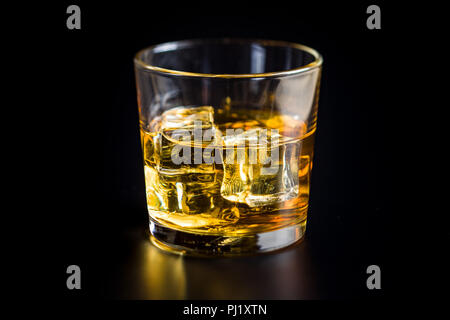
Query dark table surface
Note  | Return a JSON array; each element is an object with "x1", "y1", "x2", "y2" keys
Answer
[{"x1": 103, "y1": 228, "x2": 319, "y2": 300}]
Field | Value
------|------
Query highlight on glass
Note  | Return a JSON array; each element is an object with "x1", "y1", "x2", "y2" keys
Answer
[{"x1": 134, "y1": 38, "x2": 323, "y2": 256}]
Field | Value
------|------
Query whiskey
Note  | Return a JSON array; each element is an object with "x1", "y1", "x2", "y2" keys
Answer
[{"x1": 140, "y1": 106, "x2": 315, "y2": 236}]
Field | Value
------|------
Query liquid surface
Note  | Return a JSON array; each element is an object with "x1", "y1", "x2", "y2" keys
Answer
[{"x1": 141, "y1": 106, "x2": 315, "y2": 236}]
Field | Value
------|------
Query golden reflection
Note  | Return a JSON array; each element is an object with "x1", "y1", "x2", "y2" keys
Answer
[
  {"x1": 129, "y1": 235, "x2": 317, "y2": 299},
  {"x1": 138, "y1": 239, "x2": 187, "y2": 299}
]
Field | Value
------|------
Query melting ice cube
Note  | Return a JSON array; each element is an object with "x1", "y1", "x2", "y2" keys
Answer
[{"x1": 220, "y1": 127, "x2": 300, "y2": 207}]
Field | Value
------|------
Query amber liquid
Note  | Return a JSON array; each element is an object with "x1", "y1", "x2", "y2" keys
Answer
[{"x1": 141, "y1": 106, "x2": 315, "y2": 236}]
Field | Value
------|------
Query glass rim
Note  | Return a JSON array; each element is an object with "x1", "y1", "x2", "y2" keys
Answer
[{"x1": 134, "y1": 38, "x2": 323, "y2": 79}]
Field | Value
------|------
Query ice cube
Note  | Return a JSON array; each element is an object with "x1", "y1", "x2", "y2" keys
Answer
[
  {"x1": 157, "y1": 106, "x2": 220, "y2": 174},
  {"x1": 150, "y1": 106, "x2": 224, "y2": 217},
  {"x1": 220, "y1": 127, "x2": 300, "y2": 207},
  {"x1": 161, "y1": 106, "x2": 214, "y2": 129},
  {"x1": 145, "y1": 164, "x2": 237, "y2": 228}
]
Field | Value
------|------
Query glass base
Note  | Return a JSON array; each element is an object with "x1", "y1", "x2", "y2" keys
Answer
[{"x1": 149, "y1": 218, "x2": 306, "y2": 257}]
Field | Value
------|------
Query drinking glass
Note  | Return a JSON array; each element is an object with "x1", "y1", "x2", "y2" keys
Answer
[{"x1": 134, "y1": 38, "x2": 322, "y2": 256}]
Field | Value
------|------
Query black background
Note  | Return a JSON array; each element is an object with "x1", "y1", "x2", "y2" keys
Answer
[{"x1": 21, "y1": 0, "x2": 428, "y2": 302}]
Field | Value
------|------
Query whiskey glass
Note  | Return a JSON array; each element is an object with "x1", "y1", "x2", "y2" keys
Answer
[{"x1": 134, "y1": 39, "x2": 322, "y2": 256}]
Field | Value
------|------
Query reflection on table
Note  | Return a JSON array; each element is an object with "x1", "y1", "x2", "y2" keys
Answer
[{"x1": 114, "y1": 231, "x2": 318, "y2": 299}]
